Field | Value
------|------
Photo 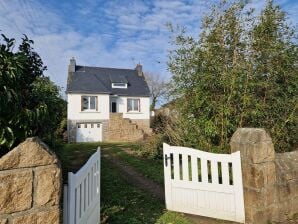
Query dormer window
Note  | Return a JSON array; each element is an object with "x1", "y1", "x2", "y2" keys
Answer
[{"x1": 112, "y1": 83, "x2": 127, "y2": 88}]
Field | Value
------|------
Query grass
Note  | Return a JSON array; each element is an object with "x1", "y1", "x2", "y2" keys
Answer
[
  {"x1": 54, "y1": 141, "x2": 193, "y2": 224},
  {"x1": 100, "y1": 142, "x2": 164, "y2": 185},
  {"x1": 101, "y1": 157, "x2": 191, "y2": 224},
  {"x1": 54, "y1": 142, "x2": 99, "y2": 183}
]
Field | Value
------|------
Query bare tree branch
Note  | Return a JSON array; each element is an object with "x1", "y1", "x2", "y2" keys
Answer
[{"x1": 144, "y1": 72, "x2": 169, "y2": 110}]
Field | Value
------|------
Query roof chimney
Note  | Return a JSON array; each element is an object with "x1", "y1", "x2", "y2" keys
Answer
[
  {"x1": 135, "y1": 63, "x2": 143, "y2": 77},
  {"x1": 69, "y1": 57, "x2": 76, "y2": 72}
]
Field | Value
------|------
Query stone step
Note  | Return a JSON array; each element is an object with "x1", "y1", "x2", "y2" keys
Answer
[
  {"x1": 107, "y1": 113, "x2": 147, "y2": 142},
  {"x1": 108, "y1": 124, "x2": 138, "y2": 130}
]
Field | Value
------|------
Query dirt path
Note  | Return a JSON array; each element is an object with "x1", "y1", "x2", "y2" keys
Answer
[
  {"x1": 101, "y1": 148, "x2": 238, "y2": 224},
  {"x1": 102, "y1": 150, "x2": 165, "y2": 201}
]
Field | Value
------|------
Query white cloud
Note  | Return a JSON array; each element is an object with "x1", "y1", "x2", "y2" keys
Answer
[{"x1": 0, "y1": 0, "x2": 297, "y2": 91}]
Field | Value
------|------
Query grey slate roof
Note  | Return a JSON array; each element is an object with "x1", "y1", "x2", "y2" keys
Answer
[{"x1": 66, "y1": 65, "x2": 150, "y2": 97}]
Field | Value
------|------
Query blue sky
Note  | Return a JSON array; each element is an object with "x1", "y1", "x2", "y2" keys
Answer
[{"x1": 1, "y1": 0, "x2": 297, "y2": 91}]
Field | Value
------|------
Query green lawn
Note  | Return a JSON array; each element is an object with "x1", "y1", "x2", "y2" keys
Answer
[
  {"x1": 54, "y1": 142, "x2": 193, "y2": 224},
  {"x1": 100, "y1": 142, "x2": 164, "y2": 185}
]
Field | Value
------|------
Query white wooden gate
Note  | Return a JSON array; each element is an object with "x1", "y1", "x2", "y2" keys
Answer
[
  {"x1": 163, "y1": 143, "x2": 245, "y2": 223},
  {"x1": 64, "y1": 149, "x2": 101, "y2": 224}
]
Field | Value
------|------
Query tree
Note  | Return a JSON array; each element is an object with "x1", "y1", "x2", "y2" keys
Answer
[
  {"x1": 31, "y1": 76, "x2": 66, "y2": 141},
  {"x1": 168, "y1": 0, "x2": 297, "y2": 152},
  {"x1": 144, "y1": 72, "x2": 168, "y2": 110},
  {"x1": 0, "y1": 34, "x2": 66, "y2": 155}
]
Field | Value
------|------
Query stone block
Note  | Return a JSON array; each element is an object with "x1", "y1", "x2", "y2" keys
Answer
[
  {"x1": 230, "y1": 128, "x2": 270, "y2": 144},
  {"x1": 251, "y1": 207, "x2": 272, "y2": 224},
  {"x1": 242, "y1": 164, "x2": 264, "y2": 188},
  {"x1": 11, "y1": 207, "x2": 60, "y2": 224},
  {"x1": 264, "y1": 186, "x2": 276, "y2": 206},
  {"x1": 290, "y1": 196, "x2": 298, "y2": 215},
  {"x1": 230, "y1": 128, "x2": 275, "y2": 164},
  {"x1": 242, "y1": 162, "x2": 276, "y2": 189},
  {"x1": 249, "y1": 142, "x2": 275, "y2": 164},
  {"x1": 244, "y1": 188, "x2": 265, "y2": 208},
  {"x1": 288, "y1": 179, "x2": 298, "y2": 198},
  {"x1": 244, "y1": 206, "x2": 255, "y2": 224},
  {"x1": 276, "y1": 183, "x2": 292, "y2": 203},
  {"x1": 0, "y1": 138, "x2": 58, "y2": 170},
  {"x1": 273, "y1": 200, "x2": 292, "y2": 222},
  {"x1": 0, "y1": 219, "x2": 7, "y2": 224},
  {"x1": 35, "y1": 166, "x2": 61, "y2": 207},
  {"x1": 0, "y1": 170, "x2": 33, "y2": 214}
]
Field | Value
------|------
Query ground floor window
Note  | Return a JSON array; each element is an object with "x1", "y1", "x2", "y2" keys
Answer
[
  {"x1": 127, "y1": 98, "x2": 140, "y2": 112},
  {"x1": 81, "y1": 96, "x2": 97, "y2": 111}
]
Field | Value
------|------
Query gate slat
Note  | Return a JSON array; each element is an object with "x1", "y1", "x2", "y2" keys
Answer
[
  {"x1": 222, "y1": 162, "x2": 229, "y2": 186},
  {"x1": 211, "y1": 160, "x2": 218, "y2": 184},
  {"x1": 201, "y1": 159, "x2": 208, "y2": 184},
  {"x1": 87, "y1": 173, "x2": 90, "y2": 206},
  {"x1": 191, "y1": 156, "x2": 198, "y2": 182},
  {"x1": 76, "y1": 184, "x2": 80, "y2": 221},
  {"x1": 163, "y1": 143, "x2": 172, "y2": 210},
  {"x1": 173, "y1": 153, "x2": 180, "y2": 181},
  {"x1": 232, "y1": 151, "x2": 245, "y2": 222},
  {"x1": 182, "y1": 154, "x2": 189, "y2": 181}
]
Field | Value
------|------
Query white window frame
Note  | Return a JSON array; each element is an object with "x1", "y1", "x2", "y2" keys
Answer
[
  {"x1": 112, "y1": 83, "x2": 127, "y2": 89},
  {"x1": 127, "y1": 98, "x2": 140, "y2": 112},
  {"x1": 81, "y1": 96, "x2": 97, "y2": 111}
]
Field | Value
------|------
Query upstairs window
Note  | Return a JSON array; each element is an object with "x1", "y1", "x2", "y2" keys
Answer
[
  {"x1": 127, "y1": 98, "x2": 140, "y2": 112},
  {"x1": 112, "y1": 83, "x2": 127, "y2": 88},
  {"x1": 81, "y1": 96, "x2": 97, "y2": 111}
]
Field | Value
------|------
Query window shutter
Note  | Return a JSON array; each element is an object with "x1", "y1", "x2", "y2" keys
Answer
[
  {"x1": 96, "y1": 96, "x2": 98, "y2": 111},
  {"x1": 81, "y1": 96, "x2": 83, "y2": 111},
  {"x1": 138, "y1": 99, "x2": 141, "y2": 112},
  {"x1": 127, "y1": 99, "x2": 129, "y2": 112}
]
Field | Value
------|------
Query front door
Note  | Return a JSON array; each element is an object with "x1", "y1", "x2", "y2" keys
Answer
[{"x1": 111, "y1": 102, "x2": 117, "y2": 113}]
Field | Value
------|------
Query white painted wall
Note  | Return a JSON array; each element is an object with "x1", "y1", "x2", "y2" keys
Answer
[
  {"x1": 117, "y1": 96, "x2": 150, "y2": 120},
  {"x1": 67, "y1": 93, "x2": 110, "y2": 120},
  {"x1": 67, "y1": 93, "x2": 150, "y2": 120}
]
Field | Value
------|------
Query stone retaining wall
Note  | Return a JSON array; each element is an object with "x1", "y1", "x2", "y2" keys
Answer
[
  {"x1": 230, "y1": 128, "x2": 298, "y2": 224},
  {"x1": 105, "y1": 113, "x2": 145, "y2": 142},
  {"x1": 131, "y1": 119, "x2": 152, "y2": 135},
  {"x1": 0, "y1": 138, "x2": 61, "y2": 224}
]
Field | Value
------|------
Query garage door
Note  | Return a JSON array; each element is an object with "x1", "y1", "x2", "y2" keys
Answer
[{"x1": 76, "y1": 123, "x2": 102, "y2": 142}]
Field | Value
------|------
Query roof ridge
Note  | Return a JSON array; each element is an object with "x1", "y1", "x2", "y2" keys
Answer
[{"x1": 76, "y1": 65, "x2": 136, "y2": 71}]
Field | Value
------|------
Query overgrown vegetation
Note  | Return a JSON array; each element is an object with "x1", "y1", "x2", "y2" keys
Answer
[
  {"x1": 0, "y1": 34, "x2": 66, "y2": 155},
  {"x1": 165, "y1": 0, "x2": 297, "y2": 153}
]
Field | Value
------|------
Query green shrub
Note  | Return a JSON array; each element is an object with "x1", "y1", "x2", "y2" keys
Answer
[{"x1": 136, "y1": 134, "x2": 167, "y2": 159}]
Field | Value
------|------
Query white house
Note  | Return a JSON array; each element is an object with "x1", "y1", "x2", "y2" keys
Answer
[{"x1": 66, "y1": 58, "x2": 151, "y2": 142}]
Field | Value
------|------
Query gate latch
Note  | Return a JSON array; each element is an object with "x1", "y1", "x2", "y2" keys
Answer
[{"x1": 165, "y1": 154, "x2": 170, "y2": 167}]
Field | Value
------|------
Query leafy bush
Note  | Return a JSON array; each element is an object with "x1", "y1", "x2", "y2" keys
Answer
[
  {"x1": 0, "y1": 34, "x2": 66, "y2": 155},
  {"x1": 168, "y1": 1, "x2": 298, "y2": 152},
  {"x1": 136, "y1": 134, "x2": 166, "y2": 159}
]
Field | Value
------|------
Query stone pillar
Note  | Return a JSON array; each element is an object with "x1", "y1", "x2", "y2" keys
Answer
[
  {"x1": 0, "y1": 138, "x2": 61, "y2": 224},
  {"x1": 230, "y1": 128, "x2": 276, "y2": 224}
]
